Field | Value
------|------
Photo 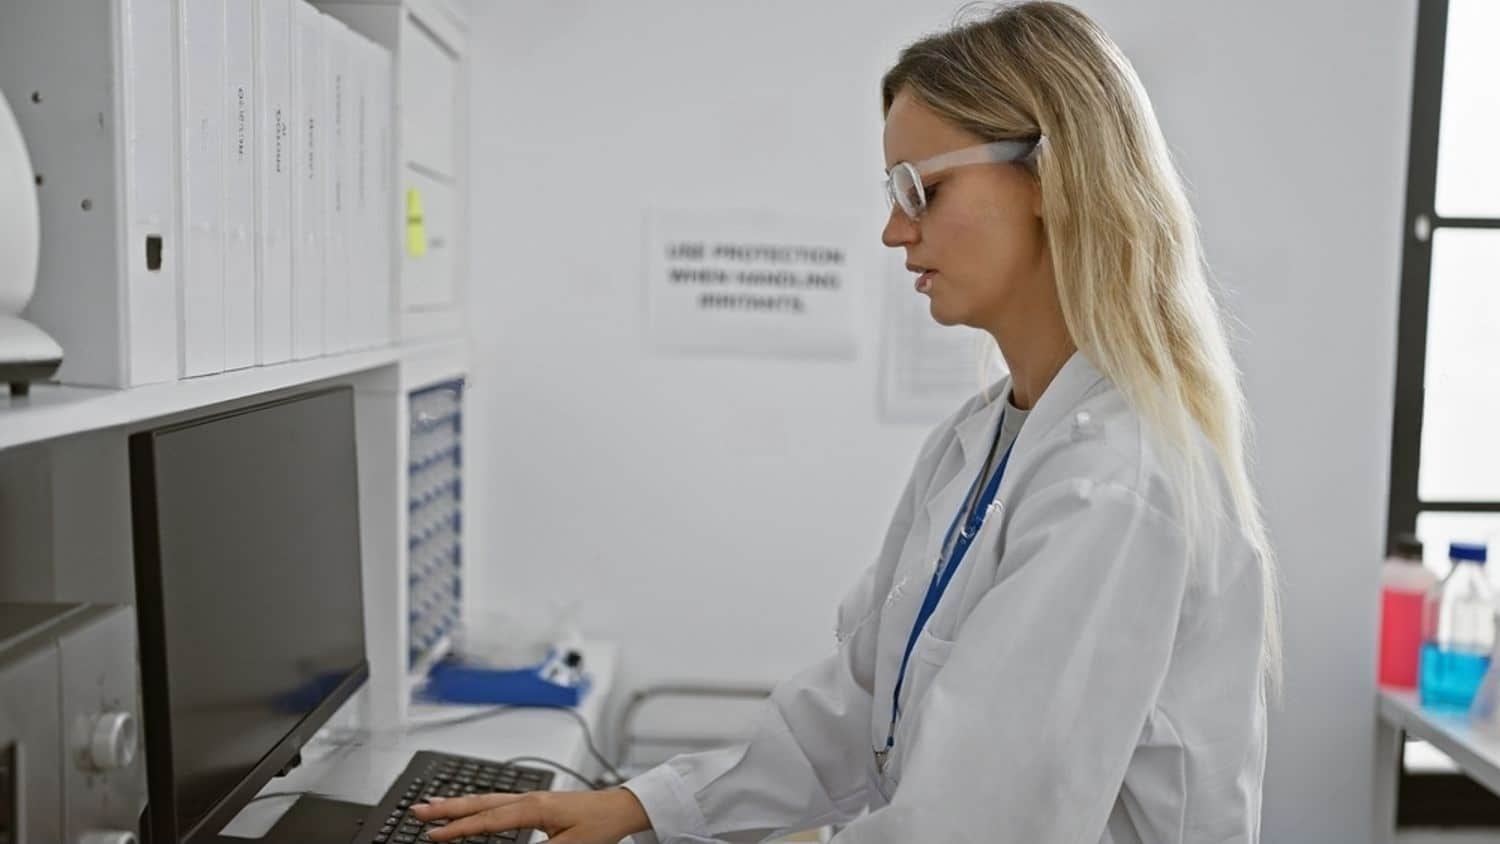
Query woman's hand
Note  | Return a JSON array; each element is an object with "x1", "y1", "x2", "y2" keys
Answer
[{"x1": 410, "y1": 787, "x2": 652, "y2": 843}]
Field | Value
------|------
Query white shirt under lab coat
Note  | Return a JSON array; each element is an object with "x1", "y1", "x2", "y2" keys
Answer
[{"x1": 624, "y1": 351, "x2": 1268, "y2": 843}]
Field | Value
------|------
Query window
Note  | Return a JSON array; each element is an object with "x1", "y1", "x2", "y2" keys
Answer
[
  {"x1": 1389, "y1": 0, "x2": 1500, "y2": 827},
  {"x1": 1388, "y1": 0, "x2": 1500, "y2": 575}
]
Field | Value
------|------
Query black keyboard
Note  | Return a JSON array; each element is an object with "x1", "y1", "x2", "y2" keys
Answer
[{"x1": 354, "y1": 750, "x2": 555, "y2": 844}]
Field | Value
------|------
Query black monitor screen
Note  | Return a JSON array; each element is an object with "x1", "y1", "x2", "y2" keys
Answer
[{"x1": 130, "y1": 387, "x2": 367, "y2": 842}]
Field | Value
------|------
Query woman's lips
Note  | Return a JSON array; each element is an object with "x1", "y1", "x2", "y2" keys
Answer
[{"x1": 915, "y1": 270, "x2": 936, "y2": 294}]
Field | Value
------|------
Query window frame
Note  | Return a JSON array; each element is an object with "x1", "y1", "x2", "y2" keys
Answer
[
  {"x1": 1389, "y1": 0, "x2": 1500, "y2": 827},
  {"x1": 1387, "y1": 0, "x2": 1500, "y2": 549}
]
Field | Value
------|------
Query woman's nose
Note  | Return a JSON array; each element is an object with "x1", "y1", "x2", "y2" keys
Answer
[{"x1": 881, "y1": 205, "x2": 918, "y2": 248}]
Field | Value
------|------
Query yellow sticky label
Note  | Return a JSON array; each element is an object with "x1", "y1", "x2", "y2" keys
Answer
[{"x1": 406, "y1": 188, "x2": 427, "y2": 257}]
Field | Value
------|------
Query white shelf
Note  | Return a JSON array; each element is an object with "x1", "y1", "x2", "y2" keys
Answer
[
  {"x1": 1378, "y1": 687, "x2": 1500, "y2": 797},
  {"x1": 399, "y1": 336, "x2": 470, "y2": 390},
  {"x1": 0, "y1": 339, "x2": 465, "y2": 452}
]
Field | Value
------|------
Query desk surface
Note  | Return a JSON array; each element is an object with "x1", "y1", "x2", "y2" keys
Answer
[
  {"x1": 1378, "y1": 686, "x2": 1500, "y2": 797},
  {"x1": 221, "y1": 642, "x2": 618, "y2": 839}
]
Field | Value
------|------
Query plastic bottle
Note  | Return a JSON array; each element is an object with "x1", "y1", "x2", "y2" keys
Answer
[
  {"x1": 1380, "y1": 534, "x2": 1435, "y2": 688},
  {"x1": 1420, "y1": 543, "x2": 1495, "y2": 713}
]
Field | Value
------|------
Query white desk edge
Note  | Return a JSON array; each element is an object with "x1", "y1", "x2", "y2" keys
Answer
[
  {"x1": 1377, "y1": 686, "x2": 1500, "y2": 798},
  {"x1": 219, "y1": 642, "x2": 619, "y2": 840}
]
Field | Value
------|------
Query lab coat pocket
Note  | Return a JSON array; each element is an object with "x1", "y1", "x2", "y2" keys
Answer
[
  {"x1": 885, "y1": 629, "x2": 956, "y2": 789},
  {"x1": 903, "y1": 629, "x2": 956, "y2": 714},
  {"x1": 914, "y1": 628, "x2": 956, "y2": 668}
]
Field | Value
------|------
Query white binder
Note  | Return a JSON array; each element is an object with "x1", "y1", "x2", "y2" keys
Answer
[
  {"x1": 353, "y1": 35, "x2": 386, "y2": 351},
  {"x1": 290, "y1": 0, "x2": 325, "y2": 359},
  {"x1": 372, "y1": 43, "x2": 395, "y2": 346},
  {"x1": 121, "y1": 0, "x2": 183, "y2": 384},
  {"x1": 254, "y1": 0, "x2": 293, "y2": 365},
  {"x1": 348, "y1": 35, "x2": 371, "y2": 351},
  {"x1": 178, "y1": 0, "x2": 227, "y2": 377},
  {"x1": 322, "y1": 14, "x2": 351, "y2": 355},
  {"x1": 222, "y1": 0, "x2": 257, "y2": 371}
]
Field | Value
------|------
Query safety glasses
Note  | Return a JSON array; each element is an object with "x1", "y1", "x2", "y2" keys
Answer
[{"x1": 883, "y1": 137, "x2": 1043, "y2": 220}]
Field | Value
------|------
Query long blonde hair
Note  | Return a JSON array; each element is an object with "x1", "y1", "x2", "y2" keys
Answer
[{"x1": 882, "y1": 1, "x2": 1281, "y2": 692}]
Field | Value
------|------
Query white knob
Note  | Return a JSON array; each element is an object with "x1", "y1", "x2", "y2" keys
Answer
[
  {"x1": 87, "y1": 712, "x2": 138, "y2": 771},
  {"x1": 79, "y1": 832, "x2": 137, "y2": 844}
]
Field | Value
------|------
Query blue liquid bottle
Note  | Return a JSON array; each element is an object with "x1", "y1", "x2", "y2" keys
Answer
[{"x1": 1420, "y1": 543, "x2": 1494, "y2": 713}]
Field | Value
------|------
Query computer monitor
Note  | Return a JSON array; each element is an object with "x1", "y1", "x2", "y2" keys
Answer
[{"x1": 129, "y1": 387, "x2": 368, "y2": 843}]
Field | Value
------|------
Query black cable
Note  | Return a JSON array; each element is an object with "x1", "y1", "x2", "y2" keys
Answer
[
  {"x1": 408, "y1": 703, "x2": 626, "y2": 787},
  {"x1": 497, "y1": 755, "x2": 605, "y2": 791},
  {"x1": 540, "y1": 704, "x2": 628, "y2": 787}
]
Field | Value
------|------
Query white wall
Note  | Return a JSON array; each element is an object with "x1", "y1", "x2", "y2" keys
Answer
[{"x1": 465, "y1": 2, "x2": 1416, "y2": 841}]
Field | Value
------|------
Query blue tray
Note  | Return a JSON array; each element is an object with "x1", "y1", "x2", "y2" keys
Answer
[{"x1": 422, "y1": 656, "x2": 590, "y2": 708}]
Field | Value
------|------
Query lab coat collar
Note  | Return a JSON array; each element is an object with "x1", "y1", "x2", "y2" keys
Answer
[
  {"x1": 954, "y1": 349, "x2": 1108, "y2": 463},
  {"x1": 919, "y1": 351, "x2": 1107, "y2": 563}
]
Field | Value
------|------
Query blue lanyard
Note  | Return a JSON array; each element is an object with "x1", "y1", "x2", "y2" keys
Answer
[{"x1": 884, "y1": 410, "x2": 1015, "y2": 754}]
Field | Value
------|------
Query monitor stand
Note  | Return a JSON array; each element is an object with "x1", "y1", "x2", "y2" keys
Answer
[{"x1": 214, "y1": 795, "x2": 371, "y2": 844}]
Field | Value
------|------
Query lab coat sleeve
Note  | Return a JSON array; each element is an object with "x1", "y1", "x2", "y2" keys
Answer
[
  {"x1": 832, "y1": 478, "x2": 1192, "y2": 843},
  {"x1": 622, "y1": 455, "x2": 930, "y2": 843}
]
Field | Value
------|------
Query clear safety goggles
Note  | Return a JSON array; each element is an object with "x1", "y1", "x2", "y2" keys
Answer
[{"x1": 883, "y1": 137, "x2": 1044, "y2": 220}]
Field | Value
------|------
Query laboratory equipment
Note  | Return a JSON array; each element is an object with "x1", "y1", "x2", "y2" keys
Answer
[
  {"x1": 0, "y1": 602, "x2": 144, "y2": 844},
  {"x1": 0, "y1": 85, "x2": 62, "y2": 395},
  {"x1": 1420, "y1": 542, "x2": 1494, "y2": 713},
  {"x1": 1380, "y1": 534, "x2": 1435, "y2": 688}
]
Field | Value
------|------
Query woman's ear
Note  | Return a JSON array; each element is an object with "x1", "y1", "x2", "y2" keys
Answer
[{"x1": 1029, "y1": 174, "x2": 1044, "y2": 220}]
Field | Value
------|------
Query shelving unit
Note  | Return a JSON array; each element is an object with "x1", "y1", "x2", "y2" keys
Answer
[
  {"x1": 0, "y1": 339, "x2": 473, "y2": 730},
  {"x1": 0, "y1": 0, "x2": 475, "y2": 741},
  {"x1": 0, "y1": 344, "x2": 404, "y2": 452}
]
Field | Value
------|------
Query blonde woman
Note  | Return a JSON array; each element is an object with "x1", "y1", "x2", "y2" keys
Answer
[{"x1": 416, "y1": 2, "x2": 1277, "y2": 841}]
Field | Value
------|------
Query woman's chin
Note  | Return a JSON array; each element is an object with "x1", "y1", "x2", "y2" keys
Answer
[{"x1": 926, "y1": 301, "x2": 965, "y2": 327}]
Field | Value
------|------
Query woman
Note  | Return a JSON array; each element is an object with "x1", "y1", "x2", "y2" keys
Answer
[{"x1": 417, "y1": 2, "x2": 1278, "y2": 841}]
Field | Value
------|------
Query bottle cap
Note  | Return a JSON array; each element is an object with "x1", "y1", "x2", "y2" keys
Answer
[
  {"x1": 1450, "y1": 542, "x2": 1488, "y2": 564},
  {"x1": 1392, "y1": 533, "x2": 1424, "y2": 561}
]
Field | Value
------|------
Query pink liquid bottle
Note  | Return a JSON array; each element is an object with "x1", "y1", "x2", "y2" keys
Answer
[{"x1": 1379, "y1": 534, "x2": 1433, "y2": 688}]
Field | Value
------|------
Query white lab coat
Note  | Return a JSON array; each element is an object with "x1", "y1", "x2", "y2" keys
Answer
[{"x1": 625, "y1": 351, "x2": 1267, "y2": 843}]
